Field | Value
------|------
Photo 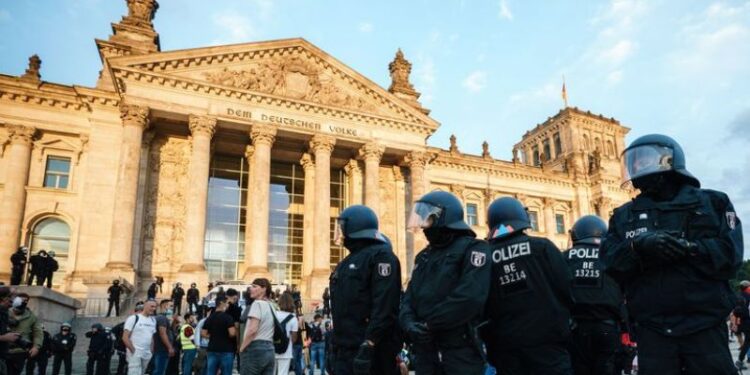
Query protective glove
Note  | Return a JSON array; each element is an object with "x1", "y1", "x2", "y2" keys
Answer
[
  {"x1": 633, "y1": 231, "x2": 691, "y2": 262},
  {"x1": 352, "y1": 342, "x2": 374, "y2": 375},
  {"x1": 405, "y1": 322, "x2": 432, "y2": 344}
]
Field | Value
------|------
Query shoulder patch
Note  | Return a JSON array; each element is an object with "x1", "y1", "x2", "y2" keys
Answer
[
  {"x1": 470, "y1": 251, "x2": 487, "y2": 267},
  {"x1": 727, "y1": 211, "x2": 737, "y2": 230},
  {"x1": 377, "y1": 263, "x2": 392, "y2": 277}
]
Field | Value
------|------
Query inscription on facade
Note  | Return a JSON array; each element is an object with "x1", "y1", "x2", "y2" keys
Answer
[{"x1": 221, "y1": 107, "x2": 361, "y2": 138}]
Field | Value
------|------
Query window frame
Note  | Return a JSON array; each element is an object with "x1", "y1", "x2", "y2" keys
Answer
[
  {"x1": 43, "y1": 155, "x2": 72, "y2": 189},
  {"x1": 466, "y1": 203, "x2": 479, "y2": 227}
]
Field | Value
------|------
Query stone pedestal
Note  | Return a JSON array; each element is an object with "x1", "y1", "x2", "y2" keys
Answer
[{"x1": 17, "y1": 286, "x2": 81, "y2": 332}]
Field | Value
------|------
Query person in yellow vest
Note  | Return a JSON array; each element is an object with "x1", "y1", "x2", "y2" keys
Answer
[{"x1": 180, "y1": 313, "x2": 197, "y2": 375}]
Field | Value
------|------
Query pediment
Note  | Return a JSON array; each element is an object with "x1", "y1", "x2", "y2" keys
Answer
[{"x1": 108, "y1": 38, "x2": 438, "y2": 129}]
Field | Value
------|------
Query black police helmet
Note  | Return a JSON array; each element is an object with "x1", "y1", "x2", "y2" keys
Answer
[
  {"x1": 570, "y1": 215, "x2": 607, "y2": 246},
  {"x1": 337, "y1": 205, "x2": 387, "y2": 243},
  {"x1": 622, "y1": 134, "x2": 699, "y2": 188},
  {"x1": 415, "y1": 191, "x2": 471, "y2": 231},
  {"x1": 487, "y1": 197, "x2": 530, "y2": 238}
]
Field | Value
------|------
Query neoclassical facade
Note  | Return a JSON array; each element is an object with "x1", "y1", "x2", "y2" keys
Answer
[{"x1": 0, "y1": 1, "x2": 631, "y2": 299}]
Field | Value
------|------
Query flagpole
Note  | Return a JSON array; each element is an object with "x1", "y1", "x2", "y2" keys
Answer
[{"x1": 562, "y1": 75, "x2": 569, "y2": 108}]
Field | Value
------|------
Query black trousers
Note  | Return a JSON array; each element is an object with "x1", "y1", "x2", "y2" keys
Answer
[
  {"x1": 334, "y1": 345, "x2": 400, "y2": 375},
  {"x1": 52, "y1": 352, "x2": 72, "y2": 375},
  {"x1": 7, "y1": 352, "x2": 28, "y2": 375},
  {"x1": 10, "y1": 268, "x2": 24, "y2": 286},
  {"x1": 637, "y1": 324, "x2": 737, "y2": 375},
  {"x1": 187, "y1": 301, "x2": 199, "y2": 314},
  {"x1": 412, "y1": 341, "x2": 485, "y2": 375},
  {"x1": 569, "y1": 321, "x2": 618, "y2": 375},
  {"x1": 106, "y1": 299, "x2": 120, "y2": 317},
  {"x1": 173, "y1": 299, "x2": 182, "y2": 316},
  {"x1": 85, "y1": 354, "x2": 108, "y2": 375},
  {"x1": 116, "y1": 352, "x2": 127, "y2": 375},
  {"x1": 25, "y1": 354, "x2": 48, "y2": 375},
  {"x1": 490, "y1": 343, "x2": 572, "y2": 375}
]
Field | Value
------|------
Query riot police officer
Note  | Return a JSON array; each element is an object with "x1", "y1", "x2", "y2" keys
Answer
[
  {"x1": 27, "y1": 250, "x2": 46, "y2": 286},
  {"x1": 482, "y1": 197, "x2": 573, "y2": 375},
  {"x1": 602, "y1": 134, "x2": 742, "y2": 374},
  {"x1": 106, "y1": 280, "x2": 123, "y2": 317},
  {"x1": 399, "y1": 191, "x2": 490, "y2": 374},
  {"x1": 330, "y1": 205, "x2": 402, "y2": 375},
  {"x1": 186, "y1": 283, "x2": 200, "y2": 315},
  {"x1": 564, "y1": 215, "x2": 622, "y2": 375},
  {"x1": 171, "y1": 282, "x2": 185, "y2": 315},
  {"x1": 9, "y1": 247, "x2": 28, "y2": 286}
]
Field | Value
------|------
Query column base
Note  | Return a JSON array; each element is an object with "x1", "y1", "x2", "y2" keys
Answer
[
  {"x1": 242, "y1": 266, "x2": 271, "y2": 282},
  {"x1": 307, "y1": 268, "x2": 331, "y2": 304},
  {"x1": 105, "y1": 261, "x2": 134, "y2": 272}
]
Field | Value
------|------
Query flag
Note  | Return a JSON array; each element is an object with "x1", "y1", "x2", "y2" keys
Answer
[{"x1": 561, "y1": 79, "x2": 568, "y2": 108}]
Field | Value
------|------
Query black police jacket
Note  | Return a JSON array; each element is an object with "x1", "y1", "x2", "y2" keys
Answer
[
  {"x1": 400, "y1": 235, "x2": 490, "y2": 337},
  {"x1": 52, "y1": 332, "x2": 76, "y2": 354},
  {"x1": 108, "y1": 285, "x2": 122, "y2": 302},
  {"x1": 330, "y1": 240, "x2": 402, "y2": 349},
  {"x1": 10, "y1": 252, "x2": 26, "y2": 269},
  {"x1": 172, "y1": 287, "x2": 185, "y2": 301},
  {"x1": 86, "y1": 331, "x2": 109, "y2": 356},
  {"x1": 602, "y1": 184, "x2": 743, "y2": 336},
  {"x1": 187, "y1": 288, "x2": 200, "y2": 303},
  {"x1": 484, "y1": 234, "x2": 573, "y2": 350},
  {"x1": 563, "y1": 243, "x2": 622, "y2": 322}
]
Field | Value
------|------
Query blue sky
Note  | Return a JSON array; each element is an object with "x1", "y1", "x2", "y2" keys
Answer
[{"x1": 1, "y1": 0, "x2": 750, "y2": 250}]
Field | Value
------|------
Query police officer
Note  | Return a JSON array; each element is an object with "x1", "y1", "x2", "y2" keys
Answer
[
  {"x1": 563, "y1": 215, "x2": 622, "y2": 375},
  {"x1": 399, "y1": 191, "x2": 490, "y2": 374},
  {"x1": 186, "y1": 283, "x2": 200, "y2": 315},
  {"x1": 482, "y1": 197, "x2": 573, "y2": 375},
  {"x1": 171, "y1": 282, "x2": 185, "y2": 315},
  {"x1": 329, "y1": 205, "x2": 402, "y2": 375},
  {"x1": 42, "y1": 251, "x2": 58, "y2": 288},
  {"x1": 106, "y1": 280, "x2": 123, "y2": 317},
  {"x1": 26, "y1": 250, "x2": 46, "y2": 286},
  {"x1": 602, "y1": 134, "x2": 742, "y2": 374},
  {"x1": 51, "y1": 322, "x2": 76, "y2": 375},
  {"x1": 85, "y1": 323, "x2": 109, "y2": 375},
  {"x1": 10, "y1": 247, "x2": 28, "y2": 286}
]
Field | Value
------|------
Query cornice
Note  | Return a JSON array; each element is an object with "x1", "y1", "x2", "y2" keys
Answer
[
  {"x1": 0, "y1": 76, "x2": 120, "y2": 112},
  {"x1": 111, "y1": 66, "x2": 435, "y2": 136}
]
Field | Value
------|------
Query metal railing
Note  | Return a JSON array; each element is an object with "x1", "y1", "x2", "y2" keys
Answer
[{"x1": 76, "y1": 295, "x2": 137, "y2": 318}]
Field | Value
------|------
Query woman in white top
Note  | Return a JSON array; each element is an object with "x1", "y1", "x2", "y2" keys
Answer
[
  {"x1": 240, "y1": 278, "x2": 276, "y2": 375},
  {"x1": 275, "y1": 292, "x2": 299, "y2": 374}
]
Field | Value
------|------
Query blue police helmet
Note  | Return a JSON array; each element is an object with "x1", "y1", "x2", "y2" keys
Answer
[
  {"x1": 487, "y1": 197, "x2": 530, "y2": 239},
  {"x1": 622, "y1": 134, "x2": 699, "y2": 188},
  {"x1": 336, "y1": 205, "x2": 388, "y2": 243},
  {"x1": 412, "y1": 191, "x2": 471, "y2": 231},
  {"x1": 570, "y1": 215, "x2": 607, "y2": 246}
]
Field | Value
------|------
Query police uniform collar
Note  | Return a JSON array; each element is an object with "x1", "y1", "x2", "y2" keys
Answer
[{"x1": 631, "y1": 184, "x2": 701, "y2": 210}]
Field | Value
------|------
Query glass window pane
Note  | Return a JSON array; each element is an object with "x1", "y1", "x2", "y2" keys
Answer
[
  {"x1": 58, "y1": 176, "x2": 69, "y2": 189},
  {"x1": 556, "y1": 214, "x2": 566, "y2": 234},
  {"x1": 43, "y1": 175, "x2": 56, "y2": 188},
  {"x1": 47, "y1": 158, "x2": 71, "y2": 173}
]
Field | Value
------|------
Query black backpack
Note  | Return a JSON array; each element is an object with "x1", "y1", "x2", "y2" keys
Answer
[
  {"x1": 310, "y1": 323, "x2": 324, "y2": 342},
  {"x1": 267, "y1": 303, "x2": 294, "y2": 354}
]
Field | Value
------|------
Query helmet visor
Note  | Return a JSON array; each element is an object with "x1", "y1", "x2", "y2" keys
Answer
[
  {"x1": 407, "y1": 202, "x2": 443, "y2": 232},
  {"x1": 622, "y1": 144, "x2": 674, "y2": 183},
  {"x1": 333, "y1": 218, "x2": 345, "y2": 246}
]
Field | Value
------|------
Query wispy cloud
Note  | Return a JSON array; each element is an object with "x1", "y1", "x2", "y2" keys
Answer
[
  {"x1": 606, "y1": 70, "x2": 623, "y2": 85},
  {"x1": 499, "y1": 0, "x2": 513, "y2": 20},
  {"x1": 728, "y1": 108, "x2": 750, "y2": 142},
  {"x1": 414, "y1": 55, "x2": 436, "y2": 103},
  {"x1": 598, "y1": 39, "x2": 636, "y2": 65},
  {"x1": 358, "y1": 22, "x2": 373, "y2": 33},
  {"x1": 212, "y1": 12, "x2": 256, "y2": 44},
  {"x1": 462, "y1": 70, "x2": 487, "y2": 93}
]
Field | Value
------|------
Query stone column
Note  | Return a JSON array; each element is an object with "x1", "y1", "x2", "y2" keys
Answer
[
  {"x1": 107, "y1": 104, "x2": 149, "y2": 272},
  {"x1": 179, "y1": 115, "x2": 217, "y2": 275},
  {"x1": 300, "y1": 153, "x2": 315, "y2": 297},
  {"x1": 242, "y1": 145, "x2": 255, "y2": 277},
  {"x1": 0, "y1": 125, "x2": 35, "y2": 279},
  {"x1": 543, "y1": 197, "x2": 557, "y2": 235},
  {"x1": 597, "y1": 197, "x2": 612, "y2": 220},
  {"x1": 404, "y1": 151, "x2": 430, "y2": 275},
  {"x1": 359, "y1": 142, "x2": 385, "y2": 214},
  {"x1": 243, "y1": 124, "x2": 277, "y2": 279},
  {"x1": 309, "y1": 135, "x2": 336, "y2": 297},
  {"x1": 343, "y1": 159, "x2": 362, "y2": 205}
]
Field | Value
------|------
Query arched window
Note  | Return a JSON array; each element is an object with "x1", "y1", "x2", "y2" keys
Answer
[{"x1": 29, "y1": 218, "x2": 70, "y2": 285}]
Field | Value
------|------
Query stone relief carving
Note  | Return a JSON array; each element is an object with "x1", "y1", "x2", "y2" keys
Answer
[
  {"x1": 142, "y1": 136, "x2": 189, "y2": 274},
  {"x1": 203, "y1": 55, "x2": 377, "y2": 113},
  {"x1": 125, "y1": 0, "x2": 158, "y2": 26}
]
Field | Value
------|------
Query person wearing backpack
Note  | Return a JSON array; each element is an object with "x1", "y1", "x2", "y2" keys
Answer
[
  {"x1": 273, "y1": 292, "x2": 299, "y2": 374},
  {"x1": 239, "y1": 278, "x2": 276, "y2": 375},
  {"x1": 307, "y1": 314, "x2": 327, "y2": 374}
]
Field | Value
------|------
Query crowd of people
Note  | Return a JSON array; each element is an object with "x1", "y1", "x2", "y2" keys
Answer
[
  {"x1": 1, "y1": 132, "x2": 744, "y2": 375},
  {"x1": 9, "y1": 248, "x2": 59, "y2": 288}
]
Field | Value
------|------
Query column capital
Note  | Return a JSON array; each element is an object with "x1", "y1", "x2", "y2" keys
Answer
[
  {"x1": 309, "y1": 134, "x2": 336, "y2": 154},
  {"x1": 7, "y1": 124, "x2": 36, "y2": 146},
  {"x1": 450, "y1": 183, "x2": 465, "y2": 198},
  {"x1": 119, "y1": 103, "x2": 150, "y2": 129},
  {"x1": 543, "y1": 197, "x2": 557, "y2": 207},
  {"x1": 393, "y1": 166, "x2": 404, "y2": 182},
  {"x1": 359, "y1": 142, "x2": 385, "y2": 162},
  {"x1": 300, "y1": 153, "x2": 315, "y2": 171},
  {"x1": 188, "y1": 115, "x2": 217, "y2": 137},
  {"x1": 403, "y1": 150, "x2": 432, "y2": 168},
  {"x1": 343, "y1": 159, "x2": 360, "y2": 175},
  {"x1": 244, "y1": 145, "x2": 255, "y2": 160},
  {"x1": 250, "y1": 123, "x2": 277, "y2": 146}
]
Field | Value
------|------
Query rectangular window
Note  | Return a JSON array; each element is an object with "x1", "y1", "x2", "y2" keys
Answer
[
  {"x1": 554, "y1": 133, "x2": 562, "y2": 156},
  {"x1": 543, "y1": 140, "x2": 551, "y2": 161},
  {"x1": 43, "y1": 156, "x2": 71, "y2": 189},
  {"x1": 556, "y1": 214, "x2": 566, "y2": 234},
  {"x1": 528, "y1": 211, "x2": 539, "y2": 231},
  {"x1": 466, "y1": 203, "x2": 478, "y2": 226},
  {"x1": 532, "y1": 147, "x2": 540, "y2": 166}
]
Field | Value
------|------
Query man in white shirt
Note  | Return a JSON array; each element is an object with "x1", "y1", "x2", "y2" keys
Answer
[{"x1": 122, "y1": 300, "x2": 157, "y2": 375}]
